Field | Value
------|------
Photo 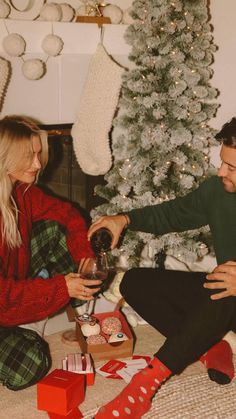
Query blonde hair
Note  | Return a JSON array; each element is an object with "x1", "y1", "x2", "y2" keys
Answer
[{"x1": 0, "y1": 115, "x2": 48, "y2": 248}]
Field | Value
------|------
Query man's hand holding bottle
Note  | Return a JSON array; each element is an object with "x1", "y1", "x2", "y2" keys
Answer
[{"x1": 88, "y1": 214, "x2": 130, "y2": 249}]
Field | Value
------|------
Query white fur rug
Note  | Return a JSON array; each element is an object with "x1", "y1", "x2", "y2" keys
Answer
[{"x1": 0, "y1": 324, "x2": 235, "y2": 418}]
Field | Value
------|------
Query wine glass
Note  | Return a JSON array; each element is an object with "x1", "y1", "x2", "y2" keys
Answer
[{"x1": 76, "y1": 255, "x2": 109, "y2": 323}]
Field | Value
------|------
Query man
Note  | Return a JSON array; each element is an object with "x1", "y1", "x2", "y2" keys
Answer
[{"x1": 89, "y1": 117, "x2": 236, "y2": 419}]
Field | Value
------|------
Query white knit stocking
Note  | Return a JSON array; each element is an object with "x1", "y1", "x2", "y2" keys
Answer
[
  {"x1": 71, "y1": 43, "x2": 124, "y2": 176},
  {"x1": 0, "y1": 57, "x2": 10, "y2": 112}
]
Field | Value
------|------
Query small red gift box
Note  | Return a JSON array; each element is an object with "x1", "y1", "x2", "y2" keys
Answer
[
  {"x1": 62, "y1": 353, "x2": 95, "y2": 386},
  {"x1": 37, "y1": 369, "x2": 85, "y2": 415}
]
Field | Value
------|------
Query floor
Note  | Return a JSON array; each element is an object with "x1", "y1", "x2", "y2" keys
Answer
[{"x1": 1, "y1": 324, "x2": 236, "y2": 419}]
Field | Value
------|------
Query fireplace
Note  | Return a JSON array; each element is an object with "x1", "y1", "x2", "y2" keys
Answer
[{"x1": 39, "y1": 124, "x2": 105, "y2": 215}]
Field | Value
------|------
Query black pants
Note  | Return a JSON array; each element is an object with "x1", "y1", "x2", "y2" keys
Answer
[{"x1": 120, "y1": 268, "x2": 236, "y2": 374}]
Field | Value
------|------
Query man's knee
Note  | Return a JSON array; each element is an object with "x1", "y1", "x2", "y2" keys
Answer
[{"x1": 120, "y1": 268, "x2": 142, "y2": 299}]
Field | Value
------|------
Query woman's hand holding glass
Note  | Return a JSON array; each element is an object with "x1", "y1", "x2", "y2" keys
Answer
[{"x1": 65, "y1": 267, "x2": 102, "y2": 301}]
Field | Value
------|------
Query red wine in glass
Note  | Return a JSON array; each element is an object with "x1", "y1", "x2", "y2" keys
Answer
[
  {"x1": 80, "y1": 271, "x2": 108, "y2": 288},
  {"x1": 76, "y1": 256, "x2": 108, "y2": 322}
]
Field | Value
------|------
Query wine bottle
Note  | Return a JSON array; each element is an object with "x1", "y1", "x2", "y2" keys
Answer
[{"x1": 90, "y1": 227, "x2": 112, "y2": 254}]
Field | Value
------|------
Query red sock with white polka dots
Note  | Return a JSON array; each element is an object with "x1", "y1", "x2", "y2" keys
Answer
[{"x1": 94, "y1": 358, "x2": 171, "y2": 419}]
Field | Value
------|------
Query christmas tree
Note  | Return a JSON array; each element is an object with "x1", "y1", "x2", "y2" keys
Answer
[{"x1": 91, "y1": 0, "x2": 219, "y2": 268}]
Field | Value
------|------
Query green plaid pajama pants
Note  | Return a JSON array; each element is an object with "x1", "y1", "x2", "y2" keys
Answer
[
  {"x1": 0, "y1": 326, "x2": 51, "y2": 391},
  {"x1": 0, "y1": 220, "x2": 80, "y2": 391}
]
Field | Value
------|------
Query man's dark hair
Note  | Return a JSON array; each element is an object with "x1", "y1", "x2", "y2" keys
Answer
[{"x1": 215, "y1": 117, "x2": 236, "y2": 147}]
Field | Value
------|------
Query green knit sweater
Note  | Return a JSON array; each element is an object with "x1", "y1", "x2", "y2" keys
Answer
[{"x1": 128, "y1": 176, "x2": 236, "y2": 264}]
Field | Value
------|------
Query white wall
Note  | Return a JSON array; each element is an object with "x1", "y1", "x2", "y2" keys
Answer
[
  {"x1": 211, "y1": 1, "x2": 236, "y2": 130},
  {"x1": 208, "y1": 0, "x2": 236, "y2": 166}
]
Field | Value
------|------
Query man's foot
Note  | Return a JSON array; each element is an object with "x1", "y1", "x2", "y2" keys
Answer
[
  {"x1": 94, "y1": 358, "x2": 171, "y2": 418},
  {"x1": 200, "y1": 340, "x2": 234, "y2": 385}
]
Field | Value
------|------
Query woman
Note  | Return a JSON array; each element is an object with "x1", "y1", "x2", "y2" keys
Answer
[{"x1": 0, "y1": 115, "x2": 101, "y2": 390}]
